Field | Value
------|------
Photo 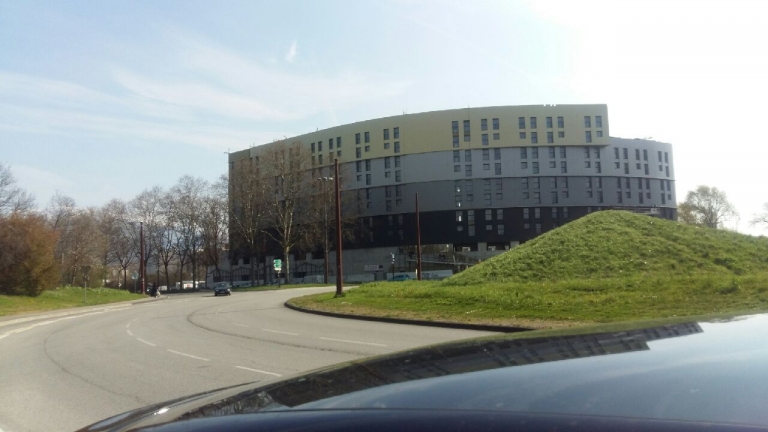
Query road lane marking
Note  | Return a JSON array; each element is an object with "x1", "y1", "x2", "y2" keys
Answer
[
  {"x1": 127, "y1": 329, "x2": 134, "y2": 336},
  {"x1": 167, "y1": 349, "x2": 209, "y2": 361},
  {"x1": 235, "y1": 366, "x2": 282, "y2": 377},
  {"x1": 232, "y1": 323, "x2": 249, "y2": 328},
  {"x1": 0, "y1": 310, "x2": 110, "y2": 340},
  {"x1": 261, "y1": 328, "x2": 298, "y2": 336},
  {"x1": 137, "y1": 338, "x2": 156, "y2": 347},
  {"x1": 320, "y1": 337, "x2": 387, "y2": 347}
]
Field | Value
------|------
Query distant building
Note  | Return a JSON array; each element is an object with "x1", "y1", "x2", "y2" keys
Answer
[{"x1": 225, "y1": 104, "x2": 676, "y2": 282}]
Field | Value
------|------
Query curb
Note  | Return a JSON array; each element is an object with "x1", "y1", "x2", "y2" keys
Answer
[{"x1": 284, "y1": 301, "x2": 532, "y2": 333}]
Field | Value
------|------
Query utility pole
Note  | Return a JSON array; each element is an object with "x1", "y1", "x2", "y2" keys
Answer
[
  {"x1": 416, "y1": 193, "x2": 422, "y2": 280},
  {"x1": 334, "y1": 159, "x2": 344, "y2": 297},
  {"x1": 140, "y1": 221, "x2": 145, "y2": 295}
]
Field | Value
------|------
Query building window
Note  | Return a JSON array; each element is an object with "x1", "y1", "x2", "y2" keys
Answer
[
  {"x1": 357, "y1": 174, "x2": 362, "y2": 181},
  {"x1": 535, "y1": 223, "x2": 542, "y2": 234},
  {"x1": 557, "y1": 116, "x2": 564, "y2": 128},
  {"x1": 531, "y1": 132, "x2": 538, "y2": 144},
  {"x1": 355, "y1": 133, "x2": 361, "y2": 145},
  {"x1": 394, "y1": 127, "x2": 399, "y2": 139},
  {"x1": 519, "y1": 117, "x2": 525, "y2": 129},
  {"x1": 483, "y1": 163, "x2": 490, "y2": 171},
  {"x1": 586, "y1": 131, "x2": 592, "y2": 143},
  {"x1": 498, "y1": 225, "x2": 505, "y2": 235},
  {"x1": 453, "y1": 150, "x2": 460, "y2": 163},
  {"x1": 666, "y1": 166, "x2": 670, "y2": 177},
  {"x1": 559, "y1": 147, "x2": 566, "y2": 158},
  {"x1": 598, "y1": 191, "x2": 603, "y2": 203},
  {"x1": 495, "y1": 163, "x2": 501, "y2": 175},
  {"x1": 530, "y1": 117, "x2": 537, "y2": 128},
  {"x1": 386, "y1": 186, "x2": 392, "y2": 198},
  {"x1": 522, "y1": 178, "x2": 529, "y2": 189},
  {"x1": 465, "y1": 150, "x2": 472, "y2": 162},
  {"x1": 551, "y1": 191, "x2": 558, "y2": 204},
  {"x1": 454, "y1": 165, "x2": 460, "y2": 173},
  {"x1": 496, "y1": 209, "x2": 503, "y2": 219},
  {"x1": 395, "y1": 156, "x2": 401, "y2": 167},
  {"x1": 596, "y1": 115, "x2": 602, "y2": 128},
  {"x1": 495, "y1": 192, "x2": 503, "y2": 200},
  {"x1": 481, "y1": 119, "x2": 488, "y2": 131},
  {"x1": 624, "y1": 163, "x2": 629, "y2": 174},
  {"x1": 337, "y1": 150, "x2": 341, "y2": 157},
  {"x1": 311, "y1": 142, "x2": 316, "y2": 152},
  {"x1": 356, "y1": 161, "x2": 362, "y2": 173},
  {"x1": 482, "y1": 134, "x2": 489, "y2": 146},
  {"x1": 585, "y1": 161, "x2": 591, "y2": 168},
  {"x1": 492, "y1": 118, "x2": 500, "y2": 130},
  {"x1": 534, "y1": 208, "x2": 541, "y2": 219},
  {"x1": 482, "y1": 149, "x2": 490, "y2": 161},
  {"x1": 533, "y1": 162, "x2": 539, "y2": 174},
  {"x1": 384, "y1": 157, "x2": 391, "y2": 169},
  {"x1": 396, "y1": 185, "x2": 403, "y2": 197},
  {"x1": 644, "y1": 164, "x2": 649, "y2": 175},
  {"x1": 455, "y1": 195, "x2": 462, "y2": 207},
  {"x1": 385, "y1": 171, "x2": 391, "y2": 178},
  {"x1": 665, "y1": 152, "x2": 669, "y2": 163},
  {"x1": 521, "y1": 147, "x2": 528, "y2": 159},
  {"x1": 523, "y1": 191, "x2": 530, "y2": 199},
  {"x1": 364, "y1": 132, "x2": 370, "y2": 143},
  {"x1": 584, "y1": 116, "x2": 591, "y2": 128},
  {"x1": 493, "y1": 133, "x2": 500, "y2": 140},
  {"x1": 484, "y1": 193, "x2": 491, "y2": 205},
  {"x1": 337, "y1": 137, "x2": 342, "y2": 148},
  {"x1": 614, "y1": 148, "x2": 620, "y2": 159},
  {"x1": 547, "y1": 132, "x2": 554, "y2": 143},
  {"x1": 558, "y1": 131, "x2": 565, "y2": 138},
  {"x1": 562, "y1": 190, "x2": 569, "y2": 199},
  {"x1": 386, "y1": 201, "x2": 392, "y2": 211},
  {"x1": 560, "y1": 161, "x2": 567, "y2": 173},
  {"x1": 384, "y1": 142, "x2": 390, "y2": 150},
  {"x1": 364, "y1": 145, "x2": 370, "y2": 153},
  {"x1": 521, "y1": 161, "x2": 528, "y2": 169},
  {"x1": 596, "y1": 131, "x2": 603, "y2": 137},
  {"x1": 365, "y1": 160, "x2": 371, "y2": 171},
  {"x1": 548, "y1": 147, "x2": 556, "y2": 158},
  {"x1": 456, "y1": 211, "x2": 463, "y2": 222},
  {"x1": 463, "y1": 120, "x2": 470, "y2": 141},
  {"x1": 394, "y1": 142, "x2": 400, "y2": 153},
  {"x1": 465, "y1": 165, "x2": 472, "y2": 177},
  {"x1": 519, "y1": 132, "x2": 526, "y2": 139},
  {"x1": 319, "y1": 154, "x2": 323, "y2": 164},
  {"x1": 466, "y1": 179, "x2": 474, "y2": 192},
  {"x1": 494, "y1": 148, "x2": 501, "y2": 160},
  {"x1": 532, "y1": 177, "x2": 540, "y2": 189},
  {"x1": 355, "y1": 148, "x2": 361, "y2": 158},
  {"x1": 596, "y1": 161, "x2": 601, "y2": 173},
  {"x1": 453, "y1": 136, "x2": 460, "y2": 148},
  {"x1": 366, "y1": 174, "x2": 371, "y2": 185},
  {"x1": 546, "y1": 117, "x2": 553, "y2": 128},
  {"x1": 395, "y1": 170, "x2": 401, "y2": 182}
]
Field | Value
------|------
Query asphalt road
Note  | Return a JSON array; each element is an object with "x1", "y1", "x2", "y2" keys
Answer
[{"x1": 0, "y1": 287, "x2": 497, "y2": 432}]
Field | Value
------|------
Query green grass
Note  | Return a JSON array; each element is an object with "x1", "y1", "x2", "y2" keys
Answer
[
  {"x1": 234, "y1": 283, "x2": 334, "y2": 292},
  {"x1": 289, "y1": 211, "x2": 768, "y2": 328},
  {"x1": 0, "y1": 287, "x2": 145, "y2": 317}
]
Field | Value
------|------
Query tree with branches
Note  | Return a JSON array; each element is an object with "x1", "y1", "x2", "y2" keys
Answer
[
  {"x1": 678, "y1": 186, "x2": 738, "y2": 229},
  {"x1": 0, "y1": 162, "x2": 35, "y2": 217}
]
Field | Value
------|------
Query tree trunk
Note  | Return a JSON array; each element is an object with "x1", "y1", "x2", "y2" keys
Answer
[{"x1": 283, "y1": 247, "x2": 291, "y2": 283}]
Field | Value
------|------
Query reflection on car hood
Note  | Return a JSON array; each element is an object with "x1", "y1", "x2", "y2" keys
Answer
[{"x1": 79, "y1": 313, "x2": 768, "y2": 431}]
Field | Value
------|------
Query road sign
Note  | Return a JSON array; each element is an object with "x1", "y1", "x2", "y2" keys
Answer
[
  {"x1": 273, "y1": 259, "x2": 282, "y2": 271},
  {"x1": 131, "y1": 272, "x2": 138, "y2": 280}
]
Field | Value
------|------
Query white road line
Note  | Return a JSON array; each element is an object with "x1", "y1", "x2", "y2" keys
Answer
[
  {"x1": 0, "y1": 310, "x2": 110, "y2": 341},
  {"x1": 167, "y1": 349, "x2": 209, "y2": 362},
  {"x1": 235, "y1": 366, "x2": 282, "y2": 377},
  {"x1": 320, "y1": 337, "x2": 387, "y2": 347},
  {"x1": 137, "y1": 338, "x2": 156, "y2": 347},
  {"x1": 232, "y1": 323, "x2": 250, "y2": 328},
  {"x1": 127, "y1": 329, "x2": 134, "y2": 336},
  {"x1": 261, "y1": 328, "x2": 298, "y2": 336}
]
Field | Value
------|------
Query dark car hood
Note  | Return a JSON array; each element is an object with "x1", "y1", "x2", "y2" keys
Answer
[{"x1": 79, "y1": 313, "x2": 768, "y2": 431}]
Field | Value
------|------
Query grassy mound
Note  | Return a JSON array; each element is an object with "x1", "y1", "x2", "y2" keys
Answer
[
  {"x1": 289, "y1": 211, "x2": 768, "y2": 328},
  {"x1": 446, "y1": 211, "x2": 768, "y2": 285},
  {"x1": 0, "y1": 286, "x2": 144, "y2": 316}
]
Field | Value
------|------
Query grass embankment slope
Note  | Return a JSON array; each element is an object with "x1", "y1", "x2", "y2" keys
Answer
[
  {"x1": 0, "y1": 287, "x2": 145, "y2": 317},
  {"x1": 290, "y1": 211, "x2": 768, "y2": 328}
]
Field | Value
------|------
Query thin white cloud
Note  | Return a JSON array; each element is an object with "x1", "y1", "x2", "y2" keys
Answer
[{"x1": 285, "y1": 40, "x2": 297, "y2": 63}]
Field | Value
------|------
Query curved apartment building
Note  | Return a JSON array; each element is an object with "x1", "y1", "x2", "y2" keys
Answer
[{"x1": 229, "y1": 104, "x2": 676, "y2": 277}]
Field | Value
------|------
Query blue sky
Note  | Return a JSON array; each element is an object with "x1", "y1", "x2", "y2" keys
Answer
[{"x1": 1, "y1": 0, "x2": 766, "y2": 233}]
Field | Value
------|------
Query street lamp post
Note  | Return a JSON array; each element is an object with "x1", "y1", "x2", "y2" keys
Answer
[
  {"x1": 334, "y1": 159, "x2": 344, "y2": 297},
  {"x1": 140, "y1": 221, "x2": 145, "y2": 295}
]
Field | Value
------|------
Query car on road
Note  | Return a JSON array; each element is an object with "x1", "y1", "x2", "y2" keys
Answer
[
  {"x1": 78, "y1": 312, "x2": 768, "y2": 432},
  {"x1": 212, "y1": 282, "x2": 232, "y2": 296},
  {"x1": 390, "y1": 274, "x2": 411, "y2": 282}
]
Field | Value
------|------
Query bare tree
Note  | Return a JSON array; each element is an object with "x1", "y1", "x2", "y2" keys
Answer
[
  {"x1": 201, "y1": 177, "x2": 228, "y2": 275},
  {"x1": 261, "y1": 140, "x2": 314, "y2": 282},
  {"x1": 0, "y1": 162, "x2": 35, "y2": 217},
  {"x1": 169, "y1": 176, "x2": 208, "y2": 287},
  {"x1": 59, "y1": 208, "x2": 102, "y2": 285},
  {"x1": 304, "y1": 164, "x2": 359, "y2": 283},
  {"x1": 102, "y1": 199, "x2": 137, "y2": 290},
  {"x1": 227, "y1": 158, "x2": 269, "y2": 285},
  {"x1": 679, "y1": 186, "x2": 738, "y2": 229},
  {"x1": 129, "y1": 186, "x2": 164, "y2": 285},
  {"x1": 751, "y1": 203, "x2": 768, "y2": 231},
  {"x1": 156, "y1": 195, "x2": 178, "y2": 288}
]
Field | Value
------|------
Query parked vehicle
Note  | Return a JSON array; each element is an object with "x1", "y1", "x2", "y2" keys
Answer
[
  {"x1": 390, "y1": 274, "x2": 411, "y2": 282},
  {"x1": 213, "y1": 282, "x2": 232, "y2": 296}
]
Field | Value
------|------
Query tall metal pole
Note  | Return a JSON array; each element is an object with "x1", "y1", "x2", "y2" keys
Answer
[
  {"x1": 323, "y1": 181, "x2": 329, "y2": 284},
  {"x1": 140, "y1": 221, "x2": 145, "y2": 295},
  {"x1": 334, "y1": 159, "x2": 344, "y2": 296},
  {"x1": 416, "y1": 193, "x2": 422, "y2": 280}
]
